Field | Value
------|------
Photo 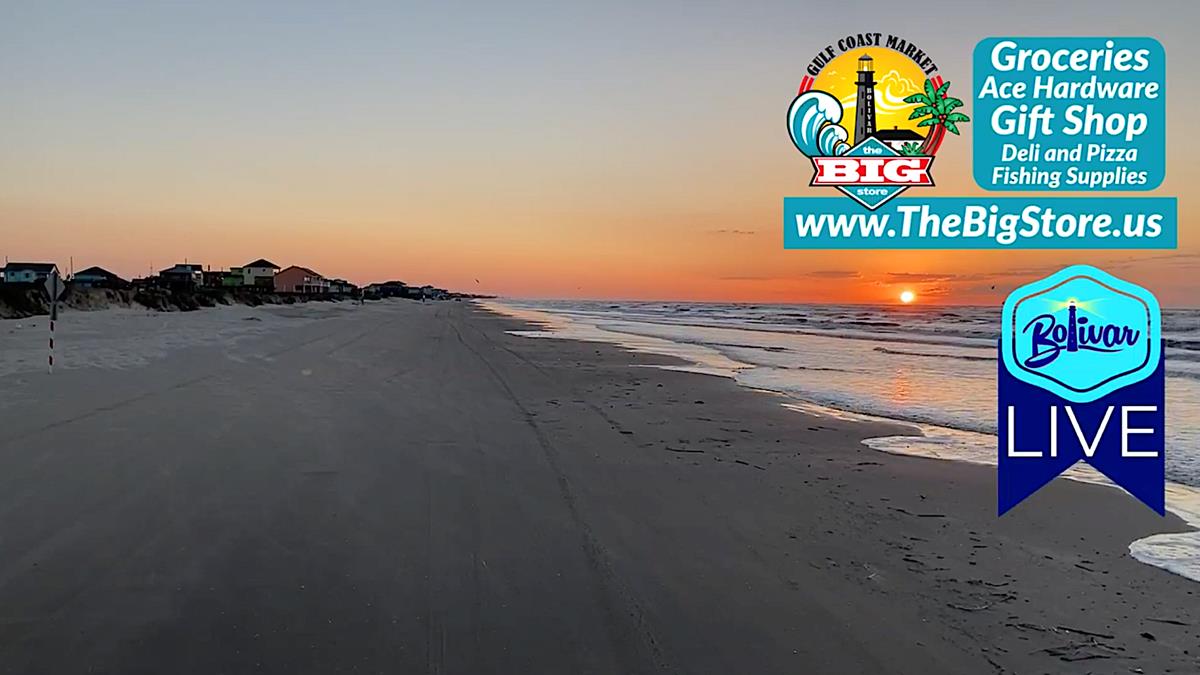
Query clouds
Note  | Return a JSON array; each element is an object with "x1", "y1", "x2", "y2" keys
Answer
[
  {"x1": 1102, "y1": 252, "x2": 1200, "y2": 270},
  {"x1": 717, "y1": 269, "x2": 861, "y2": 281},
  {"x1": 883, "y1": 272, "x2": 959, "y2": 283},
  {"x1": 804, "y1": 269, "x2": 861, "y2": 279},
  {"x1": 707, "y1": 251, "x2": 1197, "y2": 304}
]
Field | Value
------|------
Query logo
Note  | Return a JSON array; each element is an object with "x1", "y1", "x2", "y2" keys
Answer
[
  {"x1": 998, "y1": 265, "x2": 1164, "y2": 515},
  {"x1": 1002, "y1": 265, "x2": 1161, "y2": 402},
  {"x1": 787, "y1": 35, "x2": 969, "y2": 209}
]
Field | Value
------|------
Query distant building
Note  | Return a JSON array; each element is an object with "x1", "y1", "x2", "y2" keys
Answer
[
  {"x1": 237, "y1": 259, "x2": 280, "y2": 288},
  {"x1": 159, "y1": 263, "x2": 204, "y2": 288},
  {"x1": 2, "y1": 262, "x2": 59, "y2": 284},
  {"x1": 421, "y1": 286, "x2": 450, "y2": 300},
  {"x1": 72, "y1": 266, "x2": 126, "y2": 288},
  {"x1": 365, "y1": 281, "x2": 409, "y2": 298},
  {"x1": 328, "y1": 278, "x2": 357, "y2": 294},
  {"x1": 872, "y1": 127, "x2": 925, "y2": 153},
  {"x1": 274, "y1": 266, "x2": 330, "y2": 294},
  {"x1": 202, "y1": 270, "x2": 239, "y2": 288}
]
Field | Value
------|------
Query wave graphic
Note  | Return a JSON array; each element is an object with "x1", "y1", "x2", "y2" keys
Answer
[{"x1": 787, "y1": 91, "x2": 849, "y2": 157}]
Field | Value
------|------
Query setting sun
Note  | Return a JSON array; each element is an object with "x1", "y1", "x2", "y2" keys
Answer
[{"x1": 900, "y1": 290, "x2": 916, "y2": 304}]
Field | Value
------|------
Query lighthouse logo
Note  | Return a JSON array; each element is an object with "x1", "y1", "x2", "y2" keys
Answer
[
  {"x1": 998, "y1": 265, "x2": 1165, "y2": 515},
  {"x1": 788, "y1": 39, "x2": 969, "y2": 209}
]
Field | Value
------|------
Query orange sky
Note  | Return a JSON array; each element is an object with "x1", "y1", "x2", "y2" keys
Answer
[{"x1": 1, "y1": 3, "x2": 1195, "y2": 306}]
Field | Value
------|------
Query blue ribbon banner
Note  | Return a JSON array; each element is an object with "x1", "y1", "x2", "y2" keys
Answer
[
  {"x1": 998, "y1": 352, "x2": 1165, "y2": 515},
  {"x1": 997, "y1": 265, "x2": 1165, "y2": 515}
]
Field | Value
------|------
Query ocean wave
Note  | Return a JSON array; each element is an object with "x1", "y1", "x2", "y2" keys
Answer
[
  {"x1": 513, "y1": 300, "x2": 1200, "y2": 338},
  {"x1": 872, "y1": 346, "x2": 994, "y2": 362},
  {"x1": 489, "y1": 299, "x2": 1200, "y2": 585},
  {"x1": 1166, "y1": 338, "x2": 1200, "y2": 352}
]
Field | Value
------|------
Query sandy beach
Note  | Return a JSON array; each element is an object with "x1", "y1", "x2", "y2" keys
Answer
[{"x1": 0, "y1": 300, "x2": 1196, "y2": 673}]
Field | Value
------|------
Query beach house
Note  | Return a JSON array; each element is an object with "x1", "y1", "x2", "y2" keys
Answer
[
  {"x1": 72, "y1": 266, "x2": 126, "y2": 288},
  {"x1": 159, "y1": 263, "x2": 203, "y2": 288},
  {"x1": 328, "y1": 278, "x2": 357, "y2": 294},
  {"x1": 237, "y1": 259, "x2": 280, "y2": 288},
  {"x1": 1, "y1": 262, "x2": 59, "y2": 283},
  {"x1": 202, "y1": 270, "x2": 238, "y2": 288},
  {"x1": 365, "y1": 281, "x2": 408, "y2": 298},
  {"x1": 274, "y1": 266, "x2": 330, "y2": 294}
]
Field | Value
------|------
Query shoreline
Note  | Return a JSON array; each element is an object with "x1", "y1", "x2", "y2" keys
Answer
[
  {"x1": 478, "y1": 299, "x2": 1200, "y2": 585},
  {"x1": 468, "y1": 302, "x2": 1200, "y2": 671}
]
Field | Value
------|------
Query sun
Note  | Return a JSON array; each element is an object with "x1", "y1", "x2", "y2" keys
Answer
[{"x1": 899, "y1": 290, "x2": 916, "y2": 304}]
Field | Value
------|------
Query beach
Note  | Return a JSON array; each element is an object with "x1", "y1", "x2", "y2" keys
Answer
[
  {"x1": 492, "y1": 298, "x2": 1200, "y2": 583},
  {"x1": 0, "y1": 300, "x2": 1196, "y2": 673}
]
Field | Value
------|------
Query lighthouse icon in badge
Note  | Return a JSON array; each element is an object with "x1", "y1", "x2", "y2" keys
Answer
[
  {"x1": 1001, "y1": 265, "x2": 1160, "y2": 401},
  {"x1": 1066, "y1": 300, "x2": 1079, "y2": 352}
]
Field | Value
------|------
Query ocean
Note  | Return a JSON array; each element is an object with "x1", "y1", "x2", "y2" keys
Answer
[{"x1": 482, "y1": 299, "x2": 1200, "y2": 583}]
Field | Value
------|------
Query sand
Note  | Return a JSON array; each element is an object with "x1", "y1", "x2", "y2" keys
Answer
[{"x1": 0, "y1": 300, "x2": 1195, "y2": 673}]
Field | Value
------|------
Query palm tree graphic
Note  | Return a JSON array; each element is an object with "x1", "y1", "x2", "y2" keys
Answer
[{"x1": 902, "y1": 79, "x2": 970, "y2": 155}]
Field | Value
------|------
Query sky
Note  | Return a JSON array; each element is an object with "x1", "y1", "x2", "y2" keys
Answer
[{"x1": 1, "y1": 0, "x2": 1197, "y2": 305}]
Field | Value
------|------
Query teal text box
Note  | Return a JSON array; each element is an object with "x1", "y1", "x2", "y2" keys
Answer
[
  {"x1": 783, "y1": 197, "x2": 1176, "y2": 249},
  {"x1": 973, "y1": 37, "x2": 1165, "y2": 191}
]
